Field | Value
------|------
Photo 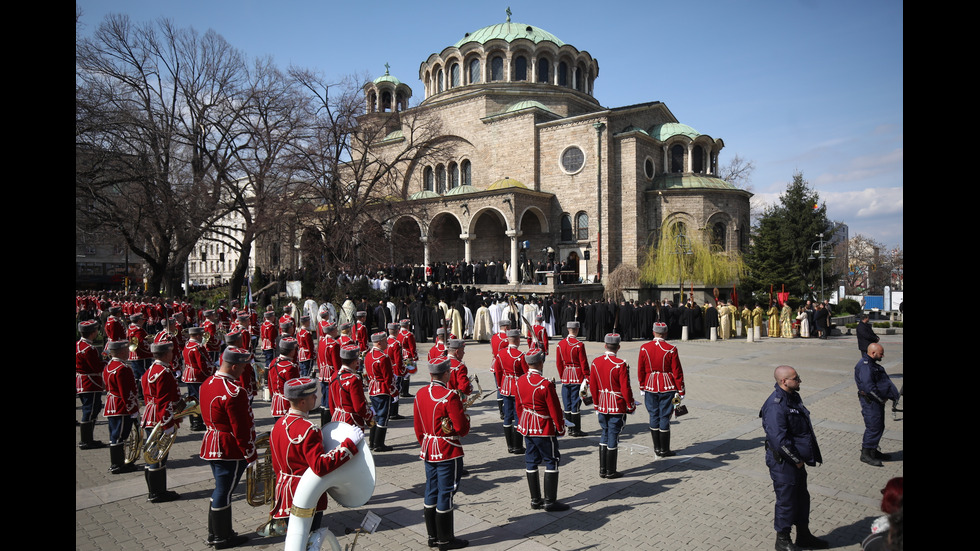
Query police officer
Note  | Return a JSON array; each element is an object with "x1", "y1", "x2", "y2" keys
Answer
[
  {"x1": 854, "y1": 343, "x2": 900, "y2": 467},
  {"x1": 760, "y1": 365, "x2": 829, "y2": 551}
]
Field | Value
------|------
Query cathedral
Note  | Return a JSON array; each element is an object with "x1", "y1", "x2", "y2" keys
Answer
[{"x1": 335, "y1": 13, "x2": 750, "y2": 287}]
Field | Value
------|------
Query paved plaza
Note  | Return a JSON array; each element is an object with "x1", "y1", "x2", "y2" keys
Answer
[{"x1": 76, "y1": 330, "x2": 903, "y2": 550}]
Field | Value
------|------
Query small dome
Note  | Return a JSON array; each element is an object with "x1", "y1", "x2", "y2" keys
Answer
[
  {"x1": 653, "y1": 173, "x2": 739, "y2": 191},
  {"x1": 503, "y1": 100, "x2": 555, "y2": 115},
  {"x1": 487, "y1": 177, "x2": 528, "y2": 190},
  {"x1": 445, "y1": 185, "x2": 479, "y2": 196},
  {"x1": 409, "y1": 190, "x2": 441, "y2": 200},
  {"x1": 454, "y1": 21, "x2": 565, "y2": 48},
  {"x1": 649, "y1": 122, "x2": 701, "y2": 141}
]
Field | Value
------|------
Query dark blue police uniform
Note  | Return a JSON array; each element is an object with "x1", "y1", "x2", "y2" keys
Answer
[
  {"x1": 760, "y1": 383, "x2": 822, "y2": 535},
  {"x1": 854, "y1": 354, "x2": 899, "y2": 449}
]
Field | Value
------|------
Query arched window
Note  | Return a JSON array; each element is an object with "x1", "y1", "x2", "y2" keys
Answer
[
  {"x1": 436, "y1": 165, "x2": 446, "y2": 194},
  {"x1": 437, "y1": 68, "x2": 444, "y2": 93},
  {"x1": 461, "y1": 159, "x2": 471, "y2": 186},
  {"x1": 423, "y1": 167, "x2": 433, "y2": 192},
  {"x1": 381, "y1": 91, "x2": 392, "y2": 112},
  {"x1": 537, "y1": 58, "x2": 549, "y2": 83},
  {"x1": 558, "y1": 61, "x2": 568, "y2": 87},
  {"x1": 712, "y1": 222, "x2": 726, "y2": 251},
  {"x1": 514, "y1": 56, "x2": 528, "y2": 81},
  {"x1": 449, "y1": 162, "x2": 459, "y2": 189},
  {"x1": 576, "y1": 212, "x2": 589, "y2": 241},
  {"x1": 491, "y1": 56, "x2": 504, "y2": 81},
  {"x1": 560, "y1": 214, "x2": 573, "y2": 242},
  {"x1": 469, "y1": 59, "x2": 481, "y2": 84},
  {"x1": 367, "y1": 90, "x2": 376, "y2": 113},
  {"x1": 450, "y1": 63, "x2": 460, "y2": 88},
  {"x1": 692, "y1": 145, "x2": 704, "y2": 173},
  {"x1": 575, "y1": 63, "x2": 585, "y2": 92},
  {"x1": 670, "y1": 144, "x2": 685, "y2": 173}
]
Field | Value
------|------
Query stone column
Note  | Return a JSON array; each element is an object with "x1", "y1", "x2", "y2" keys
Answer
[
  {"x1": 460, "y1": 233, "x2": 474, "y2": 263},
  {"x1": 506, "y1": 230, "x2": 522, "y2": 284},
  {"x1": 420, "y1": 236, "x2": 430, "y2": 282}
]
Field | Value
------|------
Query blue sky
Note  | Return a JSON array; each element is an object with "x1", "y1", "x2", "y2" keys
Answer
[{"x1": 77, "y1": 0, "x2": 903, "y2": 249}]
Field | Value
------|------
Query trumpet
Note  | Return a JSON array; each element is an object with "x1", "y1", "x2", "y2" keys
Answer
[
  {"x1": 441, "y1": 376, "x2": 487, "y2": 435},
  {"x1": 246, "y1": 432, "x2": 275, "y2": 507},
  {"x1": 142, "y1": 397, "x2": 201, "y2": 464}
]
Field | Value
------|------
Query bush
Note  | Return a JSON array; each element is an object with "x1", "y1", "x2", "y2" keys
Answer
[
  {"x1": 845, "y1": 322, "x2": 858, "y2": 329},
  {"x1": 837, "y1": 298, "x2": 861, "y2": 316},
  {"x1": 892, "y1": 321, "x2": 903, "y2": 328},
  {"x1": 873, "y1": 322, "x2": 890, "y2": 328}
]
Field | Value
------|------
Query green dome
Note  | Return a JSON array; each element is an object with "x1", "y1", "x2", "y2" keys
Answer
[
  {"x1": 454, "y1": 22, "x2": 565, "y2": 48},
  {"x1": 445, "y1": 184, "x2": 479, "y2": 196},
  {"x1": 503, "y1": 100, "x2": 555, "y2": 115},
  {"x1": 409, "y1": 190, "x2": 440, "y2": 200},
  {"x1": 653, "y1": 173, "x2": 738, "y2": 191},
  {"x1": 649, "y1": 122, "x2": 701, "y2": 141}
]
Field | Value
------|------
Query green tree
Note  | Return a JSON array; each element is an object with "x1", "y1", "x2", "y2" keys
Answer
[
  {"x1": 744, "y1": 172, "x2": 840, "y2": 300},
  {"x1": 640, "y1": 223, "x2": 746, "y2": 297}
]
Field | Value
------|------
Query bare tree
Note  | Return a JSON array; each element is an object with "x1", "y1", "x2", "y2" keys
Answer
[
  {"x1": 76, "y1": 14, "x2": 249, "y2": 295},
  {"x1": 845, "y1": 234, "x2": 901, "y2": 294},
  {"x1": 286, "y1": 70, "x2": 444, "y2": 282},
  {"x1": 719, "y1": 154, "x2": 756, "y2": 191}
]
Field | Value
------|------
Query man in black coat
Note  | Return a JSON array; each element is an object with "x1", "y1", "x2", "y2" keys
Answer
[{"x1": 856, "y1": 313, "x2": 879, "y2": 354}]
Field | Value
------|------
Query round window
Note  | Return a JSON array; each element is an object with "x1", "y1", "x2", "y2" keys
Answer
[
  {"x1": 644, "y1": 157, "x2": 655, "y2": 179},
  {"x1": 561, "y1": 146, "x2": 585, "y2": 174}
]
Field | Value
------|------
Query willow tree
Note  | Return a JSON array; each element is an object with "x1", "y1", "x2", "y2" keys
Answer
[{"x1": 640, "y1": 223, "x2": 746, "y2": 300}]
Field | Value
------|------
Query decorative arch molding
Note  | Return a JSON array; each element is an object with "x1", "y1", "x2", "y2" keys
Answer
[
  {"x1": 467, "y1": 205, "x2": 511, "y2": 235},
  {"x1": 516, "y1": 205, "x2": 550, "y2": 233}
]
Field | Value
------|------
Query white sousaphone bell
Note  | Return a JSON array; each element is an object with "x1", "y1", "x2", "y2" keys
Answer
[{"x1": 284, "y1": 421, "x2": 376, "y2": 551}]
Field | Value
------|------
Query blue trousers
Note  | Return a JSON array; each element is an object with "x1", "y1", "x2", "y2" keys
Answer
[
  {"x1": 524, "y1": 435, "x2": 561, "y2": 470},
  {"x1": 644, "y1": 391, "x2": 674, "y2": 431},
  {"x1": 371, "y1": 394, "x2": 391, "y2": 427},
  {"x1": 78, "y1": 392, "x2": 103, "y2": 423},
  {"x1": 769, "y1": 460, "x2": 810, "y2": 533},
  {"x1": 424, "y1": 457, "x2": 463, "y2": 512},
  {"x1": 561, "y1": 384, "x2": 582, "y2": 413},
  {"x1": 597, "y1": 413, "x2": 626, "y2": 449},
  {"x1": 209, "y1": 459, "x2": 248, "y2": 509}
]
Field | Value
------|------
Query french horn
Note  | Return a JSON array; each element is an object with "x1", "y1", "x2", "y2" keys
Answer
[
  {"x1": 285, "y1": 421, "x2": 375, "y2": 551},
  {"x1": 124, "y1": 421, "x2": 145, "y2": 465},
  {"x1": 142, "y1": 396, "x2": 201, "y2": 464},
  {"x1": 246, "y1": 432, "x2": 275, "y2": 507}
]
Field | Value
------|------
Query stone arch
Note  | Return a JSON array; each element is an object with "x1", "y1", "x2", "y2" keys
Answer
[
  {"x1": 391, "y1": 216, "x2": 425, "y2": 265},
  {"x1": 706, "y1": 212, "x2": 733, "y2": 252},
  {"x1": 428, "y1": 211, "x2": 464, "y2": 264},
  {"x1": 469, "y1": 207, "x2": 510, "y2": 264},
  {"x1": 357, "y1": 218, "x2": 388, "y2": 267},
  {"x1": 516, "y1": 206, "x2": 550, "y2": 234}
]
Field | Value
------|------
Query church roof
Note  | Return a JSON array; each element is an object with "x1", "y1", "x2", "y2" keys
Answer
[
  {"x1": 454, "y1": 21, "x2": 565, "y2": 48},
  {"x1": 503, "y1": 100, "x2": 555, "y2": 115},
  {"x1": 653, "y1": 173, "x2": 739, "y2": 191},
  {"x1": 408, "y1": 190, "x2": 440, "y2": 200},
  {"x1": 445, "y1": 184, "x2": 480, "y2": 196},
  {"x1": 649, "y1": 122, "x2": 701, "y2": 141}
]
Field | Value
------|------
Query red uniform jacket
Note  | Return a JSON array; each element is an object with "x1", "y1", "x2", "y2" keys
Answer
[
  {"x1": 364, "y1": 348, "x2": 393, "y2": 396},
  {"x1": 556, "y1": 336, "x2": 589, "y2": 385},
  {"x1": 637, "y1": 338, "x2": 685, "y2": 396},
  {"x1": 269, "y1": 356, "x2": 300, "y2": 417},
  {"x1": 317, "y1": 336, "x2": 340, "y2": 383},
  {"x1": 589, "y1": 352, "x2": 636, "y2": 415},
  {"x1": 526, "y1": 324, "x2": 549, "y2": 356},
  {"x1": 297, "y1": 328, "x2": 314, "y2": 363},
  {"x1": 397, "y1": 329, "x2": 418, "y2": 361},
  {"x1": 515, "y1": 369, "x2": 565, "y2": 437},
  {"x1": 427, "y1": 342, "x2": 447, "y2": 364},
  {"x1": 270, "y1": 411, "x2": 358, "y2": 519},
  {"x1": 385, "y1": 336, "x2": 404, "y2": 379},
  {"x1": 103, "y1": 358, "x2": 139, "y2": 417},
  {"x1": 260, "y1": 321, "x2": 278, "y2": 351},
  {"x1": 76, "y1": 338, "x2": 105, "y2": 394},
  {"x1": 202, "y1": 320, "x2": 221, "y2": 353},
  {"x1": 181, "y1": 340, "x2": 212, "y2": 384},
  {"x1": 413, "y1": 381, "x2": 469, "y2": 462},
  {"x1": 141, "y1": 360, "x2": 180, "y2": 430},
  {"x1": 493, "y1": 345, "x2": 527, "y2": 397},
  {"x1": 127, "y1": 324, "x2": 151, "y2": 360},
  {"x1": 329, "y1": 368, "x2": 373, "y2": 428},
  {"x1": 200, "y1": 372, "x2": 256, "y2": 462},
  {"x1": 448, "y1": 356, "x2": 472, "y2": 396},
  {"x1": 353, "y1": 323, "x2": 368, "y2": 353}
]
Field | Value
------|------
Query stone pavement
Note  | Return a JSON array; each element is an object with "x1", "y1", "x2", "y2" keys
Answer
[{"x1": 76, "y1": 331, "x2": 903, "y2": 551}]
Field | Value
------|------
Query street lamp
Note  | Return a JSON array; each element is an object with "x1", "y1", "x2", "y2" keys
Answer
[{"x1": 807, "y1": 233, "x2": 836, "y2": 302}]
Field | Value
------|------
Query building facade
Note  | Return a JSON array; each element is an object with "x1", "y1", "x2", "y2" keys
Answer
[{"x1": 341, "y1": 15, "x2": 751, "y2": 285}]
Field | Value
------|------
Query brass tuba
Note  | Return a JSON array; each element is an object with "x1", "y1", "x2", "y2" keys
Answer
[
  {"x1": 124, "y1": 422, "x2": 145, "y2": 465},
  {"x1": 440, "y1": 376, "x2": 485, "y2": 435},
  {"x1": 142, "y1": 396, "x2": 201, "y2": 464},
  {"x1": 285, "y1": 422, "x2": 376, "y2": 551},
  {"x1": 246, "y1": 432, "x2": 275, "y2": 507}
]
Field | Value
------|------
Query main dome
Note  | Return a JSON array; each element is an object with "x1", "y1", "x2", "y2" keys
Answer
[{"x1": 453, "y1": 22, "x2": 565, "y2": 48}]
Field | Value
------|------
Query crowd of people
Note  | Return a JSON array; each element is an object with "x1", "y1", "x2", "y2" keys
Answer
[{"x1": 76, "y1": 285, "x2": 900, "y2": 551}]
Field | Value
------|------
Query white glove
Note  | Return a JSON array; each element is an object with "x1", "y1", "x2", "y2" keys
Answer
[{"x1": 349, "y1": 426, "x2": 365, "y2": 447}]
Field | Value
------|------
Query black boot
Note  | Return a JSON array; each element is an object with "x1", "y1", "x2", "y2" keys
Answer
[
  {"x1": 872, "y1": 448, "x2": 891, "y2": 461},
  {"x1": 605, "y1": 448, "x2": 622, "y2": 479},
  {"x1": 660, "y1": 431, "x2": 676, "y2": 457},
  {"x1": 145, "y1": 467, "x2": 180, "y2": 503},
  {"x1": 599, "y1": 445, "x2": 607, "y2": 478},
  {"x1": 795, "y1": 526, "x2": 829, "y2": 549},
  {"x1": 572, "y1": 413, "x2": 587, "y2": 436},
  {"x1": 775, "y1": 530, "x2": 800, "y2": 551},
  {"x1": 109, "y1": 443, "x2": 137, "y2": 474},
  {"x1": 651, "y1": 429, "x2": 662, "y2": 456},
  {"x1": 435, "y1": 510, "x2": 468, "y2": 550},
  {"x1": 511, "y1": 429, "x2": 525, "y2": 454},
  {"x1": 543, "y1": 470, "x2": 570, "y2": 511},
  {"x1": 424, "y1": 506, "x2": 438, "y2": 548},
  {"x1": 374, "y1": 427, "x2": 392, "y2": 452},
  {"x1": 400, "y1": 378, "x2": 412, "y2": 398},
  {"x1": 526, "y1": 470, "x2": 543, "y2": 509},
  {"x1": 211, "y1": 507, "x2": 248, "y2": 549},
  {"x1": 369, "y1": 425, "x2": 377, "y2": 450},
  {"x1": 79, "y1": 421, "x2": 106, "y2": 449},
  {"x1": 190, "y1": 414, "x2": 206, "y2": 432},
  {"x1": 504, "y1": 426, "x2": 514, "y2": 454},
  {"x1": 497, "y1": 399, "x2": 504, "y2": 420},
  {"x1": 390, "y1": 401, "x2": 405, "y2": 421},
  {"x1": 860, "y1": 448, "x2": 883, "y2": 467}
]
